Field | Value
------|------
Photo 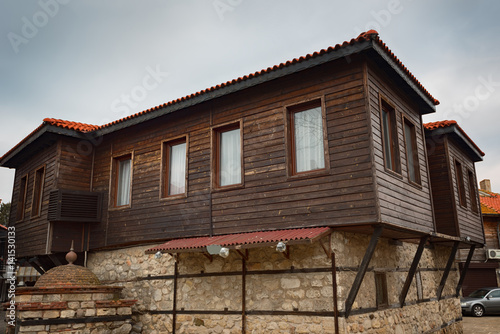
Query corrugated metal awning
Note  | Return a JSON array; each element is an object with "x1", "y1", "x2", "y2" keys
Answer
[{"x1": 145, "y1": 227, "x2": 331, "y2": 254}]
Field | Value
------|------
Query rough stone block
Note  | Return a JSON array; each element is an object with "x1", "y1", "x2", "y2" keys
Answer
[
  {"x1": 85, "y1": 308, "x2": 96, "y2": 317},
  {"x1": 117, "y1": 307, "x2": 132, "y2": 315},
  {"x1": 61, "y1": 309, "x2": 76, "y2": 318},
  {"x1": 42, "y1": 310, "x2": 60, "y2": 319},
  {"x1": 81, "y1": 301, "x2": 95, "y2": 308},
  {"x1": 96, "y1": 308, "x2": 117, "y2": 316},
  {"x1": 68, "y1": 301, "x2": 80, "y2": 309}
]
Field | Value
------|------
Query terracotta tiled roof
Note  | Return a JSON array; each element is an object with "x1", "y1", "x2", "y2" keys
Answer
[
  {"x1": 480, "y1": 190, "x2": 500, "y2": 215},
  {"x1": 102, "y1": 30, "x2": 438, "y2": 130},
  {"x1": 423, "y1": 120, "x2": 485, "y2": 156},
  {"x1": 146, "y1": 227, "x2": 331, "y2": 254},
  {"x1": 2, "y1": 31, "x2": 439, "y2": 164},
  {"x1": 43, "y1": 118, "x2": 99, "y2": 132}
]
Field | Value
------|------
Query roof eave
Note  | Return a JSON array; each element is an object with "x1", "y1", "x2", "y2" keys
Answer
[
  {"x1": 426, "y1": 125, "x2": 483, "y2": 162},
  {"x1": 96, "y1": 40, "x2": 376, "y2": 136},
  {"x1": 371, "y1": 43, "x2": 436, "y2": 114},
  {"x1": 0, "y1": 125, "x2": 86, "y2": 168}
]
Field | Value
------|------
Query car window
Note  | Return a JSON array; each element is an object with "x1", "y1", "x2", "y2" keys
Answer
[
  {"x1": 489, "y1": 290, "x2": 500, "y2": 298},
  {"x1": 469, "y1": 289, "x2": 490, "y2": 298}
]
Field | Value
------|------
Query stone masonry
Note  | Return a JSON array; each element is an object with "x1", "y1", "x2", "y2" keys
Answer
[{"x1": 87, "y1": 231, "x2": 463, "y2": 333}]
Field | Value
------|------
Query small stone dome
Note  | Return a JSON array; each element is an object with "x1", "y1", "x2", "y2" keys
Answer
[
  {"x1": 34, "y1": 245, "x2": 101, "y2": 288},
  {"x1": 34, "y1": 264, "x2": 101, "y2": 288}
]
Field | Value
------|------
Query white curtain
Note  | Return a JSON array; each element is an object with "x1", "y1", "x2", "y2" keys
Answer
[
  {"x1": 382, "y1": 110, "x2": 393, "y2": 170},
  {"x1": 294, "y1": 107, "x2": 325, "y2": 173},
  {"x1": 117, "y1": 158, "x2": 131, "y2": 206},
  {"x1": 404, "y1": 122, "x2": 416, "y2": 182},
  {"x1": 220, "y1": 128, "x2": 241, "y2": 186},
  {"x1": 169, "y1": 142, "x2": 186, "y2": 195}
]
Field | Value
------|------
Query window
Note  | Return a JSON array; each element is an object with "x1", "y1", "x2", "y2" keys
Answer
[
  {"x1": 288, "y1": 100, "x2": 327, "y2": 175},
  {"x1": 380, "y1": 99, "x2": 400, "y2": 173},
  {"x1": 468, "y1": 170, "x2": 478, "y2": 213},
  {"x1": 31, "y1": 166, "x2": 45, "y2": 217},
  {"x1": 375, "y1": 272, "x2": 389, "y2": 308},
  {"x1": 403, "y1": 119, "x2": 421, "y2": 184},
  {"x1": 213, "y1": 123, "x2": 242, "y2": 188},
  {"x1": 162, "y1": 138, "x2": 187, "y2": 197},
  {"x1": 112, "y1": 154, "x2": 132, "y2": 207},
  {"x1": 16, "y1": 174, "x2": 28, "y2": 221},
  {"x1": 455, "y1": 160, "x2": 466, "y2": 207}
]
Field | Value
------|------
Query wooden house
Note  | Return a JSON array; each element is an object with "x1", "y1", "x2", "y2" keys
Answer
[{"x1": 0, "y1": 31, "x2": 486, "y2": 333}]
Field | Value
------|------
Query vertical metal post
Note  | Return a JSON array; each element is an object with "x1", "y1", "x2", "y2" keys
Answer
[
  {"x1": 331, "y1": 252, "x2": 339, "y2": 334},
  {"x1": 242, "y1": 257, "x2": 246, "y2": 334},
  {"x1": 456, "y1": 244, "x2": 476, "y2": 297},
  {"x1": 172, "y1": 260, "x2": 178, "y2": 334}
]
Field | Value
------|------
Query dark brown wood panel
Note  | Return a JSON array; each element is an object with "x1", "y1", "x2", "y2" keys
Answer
[
  {"x1": 366, "y1": 61, "x2": 435, "y2": 232},
  {"x1": 446, "y1": 137, "x2": 484, "y2": 243},
  {"x1": 10, "y1": 143, "x2": 58, "y2": 257}
]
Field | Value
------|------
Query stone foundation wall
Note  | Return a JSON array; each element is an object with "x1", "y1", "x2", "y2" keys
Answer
[
  {"x1": 87, "y1": 231, "x2": 463, "y2": 333},
  {"x1": 12, "y1": 290, "x2": 135, "y2": 334}
]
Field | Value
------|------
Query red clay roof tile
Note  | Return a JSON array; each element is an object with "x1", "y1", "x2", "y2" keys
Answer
[
  {"x1": 43, "y1": 118, "x2": 99, "y2": 132},
  {"x1": 480, "y1": 190, "x2": 500, "y2": 214},
  {"x1": 424, "y1": 120, "x2": 485, "y2": 156},
  {"x1": 2, "y1": 31, "x2": 439, "y2": 164},
  {"x1": 100, "y1": 30, "x2": 439, "y2": 130}
]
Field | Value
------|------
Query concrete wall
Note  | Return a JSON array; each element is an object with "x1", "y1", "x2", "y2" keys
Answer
[{"x1": 87, "y1": 231, "x2": 463, "y2": 334}]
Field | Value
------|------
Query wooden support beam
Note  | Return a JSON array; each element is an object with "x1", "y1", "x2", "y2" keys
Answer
[
  {"x1": 202, "y1": 252, "x2": 213, "y2": 262},
  {"x1": 436, "y1": 241, "x2": 459, "y2": 300},
  {"x1": 320, "y1": 234, "x2": 332, "y2": 260},
  {"x1": 236, "y1": 250, "x2": 249, "y2": 261},
  {"x1": 399, "y1": 235, "x2": 428, "y2": 307},
  {"x1": 344, "y1": 226, "x2": 383, "y2": 318},
  {"x1": 455, "y1": 244, "x2": 476, "y2": 297}
]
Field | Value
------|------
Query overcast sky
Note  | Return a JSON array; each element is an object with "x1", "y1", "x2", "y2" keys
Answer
[{"x1": 1, "y1": 1, "x2": 499, "y2": 202}]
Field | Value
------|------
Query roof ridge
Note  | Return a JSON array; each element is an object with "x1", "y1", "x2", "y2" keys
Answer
[{"x1": 99, "y1": 30, "x2": 439, "y2": 130}]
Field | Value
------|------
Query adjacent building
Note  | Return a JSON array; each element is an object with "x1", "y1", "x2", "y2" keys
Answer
[{"x1": 0, "y1": 31, "x2": 486, "y2": 333}]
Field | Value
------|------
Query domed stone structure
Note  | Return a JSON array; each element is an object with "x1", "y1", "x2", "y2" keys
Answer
[
  {"x1": 35, "y1": 243, "x2": 101, "y2": 287},
  {"x1": 10, "y1": 244, "x2": 136, "y2": 334},
  {"x1": 34, "y1": 263, "x2": 101, "y2": 287}
]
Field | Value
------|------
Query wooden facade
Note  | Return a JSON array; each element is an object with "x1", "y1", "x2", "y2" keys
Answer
[
  {"x1": 1, "y1": 31, "x2": 485, "y2": 265},
  {"x1": 424, "y1": 123, "x2": 484, "y2": 244}
]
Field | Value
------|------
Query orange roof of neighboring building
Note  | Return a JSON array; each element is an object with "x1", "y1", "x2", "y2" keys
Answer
[
  {"x1": 423, "y1": 120, "x2": 485, "y2": 157},
  {"x1": 2, "y1": 31, "x2": 439, "y2": 165},
  {"x1": 480, "y1": 190, "x2": 500, "y2": 215}
]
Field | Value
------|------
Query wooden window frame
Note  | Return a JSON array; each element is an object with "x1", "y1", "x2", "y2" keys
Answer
[
  {"x1": 285, "y1": 98, "x2": 330, "y2": 178},
  {"x1": 375, "y1": 271, "x2": 389, "y2": 309},
  {"x1": 454, "y1": 159, "x2": 467, "y2": 208},
  {"x1": 110, "y1": 152, "x2": 133, "y2": 209},
  {"x1": 379, "y1": 96, "x2": 401, "y2": 175},
  {"x1": 161, "y1": 135, "x2": 189, "y2": 199},
  {"x1": 31, "y1": 165, "x2": 46, "y2": 218},
  {"x1": 403, "y1": 117, "x2": 421, "y2": 186},
  {"x1": 468, "y1": 169, "x2": 479, "y2": 213},
  {"x1": 16, "y1": 174, "x2": 28, "y2": 221},
  {"x1": 211, "y1": 120, "x2": 244, "y2": 191}
]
